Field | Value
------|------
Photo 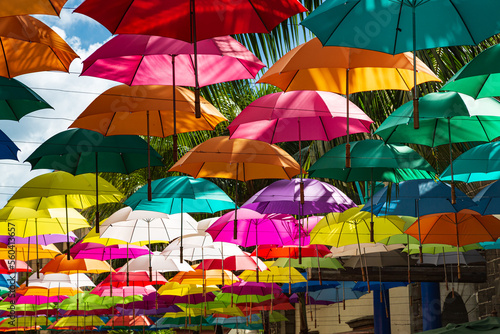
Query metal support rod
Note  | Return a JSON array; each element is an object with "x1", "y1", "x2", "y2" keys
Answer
[
  {"x1": 412, "y1": 5, "x2": 419, "y2": 129},
  {"x1": 345, "y1": 68, "x2": 351, "y2": 167},
  {"x1": 172, "y1": 55, "x2": 178, "y2": 162}
]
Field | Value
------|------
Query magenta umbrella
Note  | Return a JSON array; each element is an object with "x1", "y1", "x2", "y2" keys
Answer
[
  {"x1": 10, "y1": 294, "x2": 68, "y2": 304},
  {"x1": 81, "y1": 34, "x2": 265, "y2": 160},
  {"x1": 221, "y1": 282, "x2": 282, "y2": 296},
  {"x1": 70, "y1": 242, "x2": 151, "y2": 261}
]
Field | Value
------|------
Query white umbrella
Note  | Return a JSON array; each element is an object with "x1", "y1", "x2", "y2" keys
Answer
[
  {"x1": 117, "y1": 252, "x2": 194, "y2": 273},
  {"x1": 196, "y1": 217, "x2": 220, "y2": 233},
  {"x1": 328, "y1": 243, "x2": 404, "y2": 258},
  {"x1": 29, "y1": 273, "x2": 95, "y2": 288}
]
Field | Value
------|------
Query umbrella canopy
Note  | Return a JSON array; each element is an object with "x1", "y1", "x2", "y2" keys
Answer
[
  {"x1": 440, "y1": 44, "x2": 500, "y2": 99},
  {"x1": 124, "y1": 176, "x2": 234, "y2": 214},
  {"x1": 0, "y1": 243, "x2": 60, "y2": 261},
  {"x1": 308, "y1": 139, "x2": 436, "y2": 182},
  {"x1": 251, "y1": 244, "x2": 331, "y2": 259},
  {"x1": 0, "y1": 130, "x2": 18, "y2": 161},
  {"x1": 70, "y1": 242, "x2": 151, "y2": 261},
  {"x1": 440, "y1": 142, "x2": 500, "y2": 182},
  {"x1": 0, "y1": 232, "x2": 77, "y2": 246},
  {"x1": 70, "y1": 84, "x2": 226, "y2": 137},
  {"x1": 0, "y1": 77, "x2": 52, "y2": 121},
  {"x1": 52, "y1": 315, "x2": 105, "y2": 328},
  {"x1": 196, "y1": 253, "x2": 267, "y2": 272},
  {"x1": 258, "y1": 37, "x2": 440, "y2": 93},
  {"x1": 329, "y1": 243, "x2": 405, "y2": 258},
  {"x1": 81, "y1": 35, "x2": 264, "y2": 87},
  {"x1": 41, "y1": 255, "x2": 114, "y2": 274},
  {"x1": 228, "y1": 90, "x2": 373, "y2": 143},
  {"x1": 0, "y1": 259, "x2": 31, "y2": 273},
  {"x1": 353, "y1": 281, "x2": 408, "y2": 292},
  {"x1": 343, "y1": 250, "x2": 410, "y2": 268},
  {"x1": 169, "y1": 136, "x2": 301, "y2": 181},
  {"x1": 0, "y1": 15, "x2": 78, "y2": 77},
  {"x1": 6, "y1": 171, "x2": 123, "y2": 210},
  {"x1": 105, "y1": 315, "x2": 153, "y2": 328},
  {"x1": 74, "y1": 0, "x2": 306, "y2": 42},
  {"x1": 220, "y1": 282, "x2": 282, "y2": 297},
  {"x1": 472, "y1": 180, "x2": 500, "y2": 215},
  {"x1": 25, "y1": 128, "x2": 164, "y2": 174},
  {"x1": 169, "y1": 268, "x2": 237, "y2": 286},
  {"x1": 30, "y1": 273, "x2": 95, "y2": 288},
  {"x1": 206, "y1": 208, "x2": 300, "y2": 247},
  {"x1": 419, "y1": 250, "x2": 485, "y2": 266},
  {"x1": 0, "y1": 0, "x2": 67, "y2": 16},
  {"x1": 405, "y1": 209, "x2": 500, "y2": 247},
  {"x1": 415, "y1": 317, "x2": 500, "y2": 334},
  {"x1": 375, "y1": 92, "x2": 500, "y2": 147},
  {"x1": 239, "y1": 264, "x2": 306, "y2": 284},
  {"x1": 404, "y1": 243, "x2": 482, "y2": 255},
  {"x1": 309, "y1": 281, "x2": 366, "y2": 303},
  {"x1": 101, "y1": 271, "x2": 168, "y2": 287},
  {"x1": 362, "y1": 179, "x2": 477, "y2": 217},
  {"x1": 310, "y1": 206, "x2": 407, "y2": 247},
  {"x1": 242, "y1": 178, "x2": 356, "y2": 215},
  {"x1": 272, "y1": 256, "x2": 344, "y2": 270},
  {"x1": 157, "y1": 282, "x2": 220, "y2": 296}
]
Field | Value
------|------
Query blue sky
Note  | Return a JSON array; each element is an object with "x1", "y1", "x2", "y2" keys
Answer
[{"x1": 0, "y1": 0, "x2": 118, "y2": 206}]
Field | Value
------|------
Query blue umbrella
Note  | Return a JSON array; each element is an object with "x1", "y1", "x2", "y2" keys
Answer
[
  {"x1": 480, "y1": 240, "x2": 500, "y2": 250},
  {"x1": 308, "y1": 281, "x2": 367, "y2": 303},
  {"x1": 281, "y1": 273, "x2": 340, "y2": 293},
  {"x1": 471, "y1": 180, "x2": 500, "y2": 215},
  {"x1": 125, "y1": 175, "x2": 234, "y2": 261},
  {"x1": 353, "y1": 281, "x2": 408, "y2": 292},
  {"x1": 0, "y1": 130, "x2": 19, "y2": 161}
]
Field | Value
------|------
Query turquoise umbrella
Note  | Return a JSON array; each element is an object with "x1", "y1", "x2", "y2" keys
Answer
[
  {"x1": 124, "y1": 176, "x2": 235, "y2": 261},
  {"x1": 441, "y1": 44, "x2": 500, "y2": 99},
  {"x1": 0, "y1": 77, "x2": 52, "y2": 121},
  {"x1": 301, "y1": 0, "x2": 500, "y2": 128},
  {"x1": 441, "y1": 142, "x2": 500, "y2": 183},
  {"x1": 308, "y1": 139, "x2": 435, "y2": 243}
]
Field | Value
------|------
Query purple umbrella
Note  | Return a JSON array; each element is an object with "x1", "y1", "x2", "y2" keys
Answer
[
  {"x1": 243, "y1": 178, "x2": 356, "y2": 215},
  {"x1": 0, "y1": 232, "x2": 77, "y2": 246},
  {"x1": 117, "y1": 306, "x2": 181, "y2": 316},
  {"x1": 143, "y1": 292, "x2": 216, "y2": 305},
  {"x1": 70, "y1": 242, "x2": 151, "y2": 260}
]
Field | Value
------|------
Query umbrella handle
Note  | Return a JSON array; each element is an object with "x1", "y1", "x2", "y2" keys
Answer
[
  {"x1": 345, "y1": 143, "x2": 351, "y2": 168},
  {"x1": 451, "y1": 183, "x2": 456, "y2": 205},
  {"x1": 413, "y1": 99, "x2": 419, "y2": 129}
]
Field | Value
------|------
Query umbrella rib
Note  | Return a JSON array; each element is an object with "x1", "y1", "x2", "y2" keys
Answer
[
  {"x1": 322, "y1": 1, "x2": 360, "y2": 46},
  {"x1": 47, "y1": 45, "x2": 70, "y2": 72},
  {"x1": 448, "y1": 0, "x2": 477, "y2": 44},
  {"x1": 431, "y1": 118, "x2": 438, "y2": 147},
  {"x1": 269, "y1": 120, "x2": 279, "y2": 144},
  {"x1": 396, "y1": 69, "x2": 411, "y2": 91},
  {"x1": 106, "y1": 113, "x2": 118, "y2": 136},
  {"x1": 157, "y1": 109, "x2": 165, "y2": 138},
  {"x1": 109, "y1": 0, "x2": 135, "y2": 34},
  {"x1": 0, "y1": 38, "x2": 10, "y2": 78},
  {"x1": 476, "y1": 117, "x2": 491, "y2": 142},
  {"x1": 246, "y1": 0, "x2": 271, "y2": 32},
  {"x1": 129, "y1": 56, "x2": 145, "y2": 86},
  {"x1": 319, "y1": 117, "x2": 328, "y2": 141}
]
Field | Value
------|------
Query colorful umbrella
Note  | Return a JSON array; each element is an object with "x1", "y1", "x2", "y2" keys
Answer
[
  {"x1": 0, "y1": 130, "x2": 18, "y2": 161},
  {"x1": 70, "y1": 242, "x2": 151, "y2": 261},
  {"x1": 0, "y1": 243, "x2": 60, "y2": 261},
  {"x1": 41, "y1": 255, "x2": 114, "y2": 274},
  {"x1": 0, "y1": 77, "x2": 52, "y2": 121},
  {"x1": 242, "y1": 178, "x2": 356, "y2": 215},
  {"x1": 0, "y1": 0, "x2": 67, "y2": 16},
  {"x1": 117, "y1": 252, "x2": 194, "y2": 273},
  {"x1": 70, "y1": 84, "x2": 226, "y2": 198},
  {"x1": 440, "y1": 44, "x2": 500, "y2": 99},
  {"x1": 271, "y1": 257, "x2": 344, "y2": 270},
  {"x1": 169, "y1": 268, "x2": 237, "y2": 286},
  {"x1": 343, "y1": 250, "x2": 410, "y2": 268},
  {"x1": 472, "y1": 180, "x2": 500, "y2": 215},
  {"x1": 440, "y1": 142, "x2": 500, "y2": 183},
  {"x1": 0, "y1": 15, "x2": 78, "y2": 77},
  {"x1": 0, "y1": 232, "x2": 77, "y2": 246},
  {"x1": 301, "y1": 0, "x2": 500, "y2": 127},
  {"x1": 239, "y1": 264, "x2": 306, "y2": 284},
  {"x1": 74, "y1": 0, "x2": 306, "y2": 118},
  {"x1": 308, "y1": 281, "x2": 366, "y2": 303},
  {"x1": 196, "y1": 253, "x2": 267, "y2": 272},
  {"x1": 418, "y1": 250, "x2": 485, "y2": 266},
  {"x1": 101, "y1": 271, "x2": 167, "y2": 287}
]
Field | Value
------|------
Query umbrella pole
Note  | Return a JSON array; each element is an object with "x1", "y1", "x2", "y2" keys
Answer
[
  {"x1": 95, "y1": 153, "x2": 100, "y2": 233},
  {"x1": 355, "y1": 224, "x2": 366, "y2": 282},
  {"x1": 148, "y1": 221, "x2": 152, "y2": 278},
  {"x1": 342, "y1": 282, "x2": 345, "y2": 311},
  {"x1": 190, "y1": 0, "x2": 201, "y2": 119},
  {"x1": 298, "y1": 125, "x2": 303, "y2": 264},
  {"x1": 288, "y1": 250, "x2": 292, "y2": 294},
  {"x1": 180, "y1": 199, "x2": 184, "y2": 262},
  {"x1": 234, "y1": 164, "x2": 239, "y2": 240},
  {"x1": 35, "y1": 218, "x2": 39, "y2": 278},
  {"x1": 26, "y1": 237, "x2": 30, "y2": 286},
  {"x1": 455, "y1": 214, "x2": 461, "y2": 279},
  {"x1": 370, "y1": 170, "x2": 375, "y2": 243},
  {"x1": 65, "y1": 195, "x2": 70, "y2": 260},
  {"x1": 443, "y1": 247, "x2": 449, "y2": 290},
  {"x1": 412, "y1": 5, "x2": 419, "y2": 129},
  {"x1": 172, "y1": 55, "x2": 178, "y2": 162},
  {"x1": 256, "y1": 225, "x2": 259, "y2": 283},
  {"x1": 416, "y1": 199, "x2": 423, "y2": 263},
  {"x1": 345, "y1": 68, "x2": 351, "y2": 168},
  {"x1": 147, "y1": 110, "x2": 152, "y2": 201},
  {"x1": 126, "y1": 243, "x2": 129, "y2": 286},
  {"x1": 363, "y1": 247, "x2": 370, "y2": 293},
  {"x1": 407, "y1": 234, "x2": 411, "y2": 284},
  {"x1": 448, "y1": 119, "x2": 456, "y2": 204}
]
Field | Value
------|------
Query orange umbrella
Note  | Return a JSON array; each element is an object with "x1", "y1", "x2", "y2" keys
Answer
[
  {"x1": 17, "y1": 286, "x2": 82, "y2": 297},
  {"x1": 0, "y1": 15, "x2": 78, "y2": 77},
  {"x1": 405, "y1": 209, "x2": 500, "y2": 278},
  {"x1": 0, "y1": 0, "x2": 67, "y2": 16},
  {"x1": 258, "y1": 38, "x2": 441, "y2": 165},
  {"x1": 40, "y1": 255, "x2": 114, "y2": 274},
  {"x1": 70, "y1": 84, "x2": 227, "y2": 199},
  {"x1": 0, "y1": 243, "x2": 60, "y2": 261}
]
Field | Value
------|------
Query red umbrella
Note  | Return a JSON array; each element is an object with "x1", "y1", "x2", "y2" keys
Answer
[
  {"x1": 100, "y1": 271, "x2": 168, "y2": 287},
  {"x1": 74, "y1": 0, "x2": 307, "y2": 117},
  {"x1": 251, "y1": 244, "x2": 331, "y2": 259},
  {"x1": 195, "y1": 252, "x2": 267, "y2": 272}
]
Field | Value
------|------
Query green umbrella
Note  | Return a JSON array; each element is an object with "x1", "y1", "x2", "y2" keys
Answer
[
  {"x1": 271, "y1": 256, "x2": 344, "y2": 270},
  {"x1": 375, "y1": 91, "x2": 500, "y2": 203},
  {"x1": 403, "y1": 243, "x2": 482, "y2": 255},
  {"x1": 416, "y1": 316, "x2": 500, "y2": 334},
  {"x1": 441, "y1": 44, "x2": 500, "y2": 99},
  {"x1": 440, "y1": 142, "x2": 500, "y2": 182},
  {"x1": 301, "y1": 0, "x2": 500, "y2": 128},
  {"x1": 308, "y1": 139, "x2": 435, "y2": 243},
  {"x1": 0, "y1": 77, "x2": 52, "y2": 121},
  {"x1": 25, "y1": 128, "x2": 164, "y2": 232},
  {"x1": 214, "y1": 293, "x2": 274, "y2": 305},
  {"x1": 58, "y1": 292, "x2": 142, "y2": 310}
]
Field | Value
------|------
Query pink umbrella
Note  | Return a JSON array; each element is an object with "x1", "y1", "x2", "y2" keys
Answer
[
  {"x1": 100, "y1": 271, "x2": 168, "y2": 287},
  {"x1": 70, "y1": 242, "x2": 151, "y2": 261},
  {"x1": 228, "y1": 90, "x2": 373, "y2": 143},
  {"x1": 6, "y1": 294, "x2": 68, "y2": 304},
  {"x1": 196, "y1": 252, "x2": 268, "y2": 271},
  {"x1": 81, "y1": 34, "x2": 265, "y2": 160},
  {"x1": 91, "y1": 285, "x2": 156, "y2": 297},
  {"x1": 221, "y1": 282, "x2": 282, "y2": 296}
]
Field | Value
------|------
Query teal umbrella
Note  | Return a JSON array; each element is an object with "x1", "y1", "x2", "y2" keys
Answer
[
  {"x1": 124, "y1": 176, "x2": 235, "y2": 260},
  {"x1": 308, "y1": 139, "x2": 435, "y2": 242},
  {"x1": 441, "y1": 142, "x2": 500, "y2": 182},
  {"x1": 375, "y1": 91, "x2": 500, "y2": 203},
  {"x1": 25, "y1": 128, "x2": 164, "y2": 233},
  {"x1": 416, "y1": 317, "x2": 500, "y2": 334},
  {"x1": 0, "y1": 76, "x2": 52, "y2": 121},
  {"x1": 301, "y1": 0, "x2": 500, "y2": 128},
  {"x1": 441, "y1": 44, "x2": 500, "y2": 99}
]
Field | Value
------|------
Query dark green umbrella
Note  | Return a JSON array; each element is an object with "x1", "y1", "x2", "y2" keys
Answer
[
  {"x1": 441, "y1": 44, "x2": 500, "y2": 99},
  {"x1": 375, "y1": 91, "x2": 500, "y2": 202},
  {"x1": 0, "y1": 77, "x2": 52, "y2": 121},
  {"x1": 416, "y1": 317, "x2": 500, "y2": 334},
  {"x1": 308, "y1": 139, "x2": 435, "y2": 242},
  {"x1": 25, "y1": 128, "x2": 164, "y2": 232}
]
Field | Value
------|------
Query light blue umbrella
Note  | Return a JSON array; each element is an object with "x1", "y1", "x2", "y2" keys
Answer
[
  {"x1": 309, "y1": 281, "x2": 367, "y2": 303},
  {"x1": 471, "y1": 180, "x2": 500, "y2": 215},
  {"x1": 124, "y1": 175, "x2": 234, "y2": 261}
]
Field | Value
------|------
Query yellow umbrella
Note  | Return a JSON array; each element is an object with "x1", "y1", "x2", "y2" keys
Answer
[
  {"x1": 239, "y1": 262, "x2": 306, "y2": 284},
  {"x1": 0, "y1": 316, "x2": 52, "y2": 328},
  {"x1": 53, "y1": 315, "x2": 105, "y2": 328},
  {"x1": 17, "y1": 286, "x2": 82, "y2": 297},
  {"x1": 81, "y1": 226, "x2": 149, "y2": 247},
  {"x1": 0, "y1": 243, "x2": 60, "y2": 261},
  {"x1": 6, "y1": 171, "x2": 123, "y2": 259},
  {"x1": 158, "y1": 282, "x2": 220, "y2": 296},
  {"x1": 309, "y1": 206, "x2": 407, "y2": 247}
]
